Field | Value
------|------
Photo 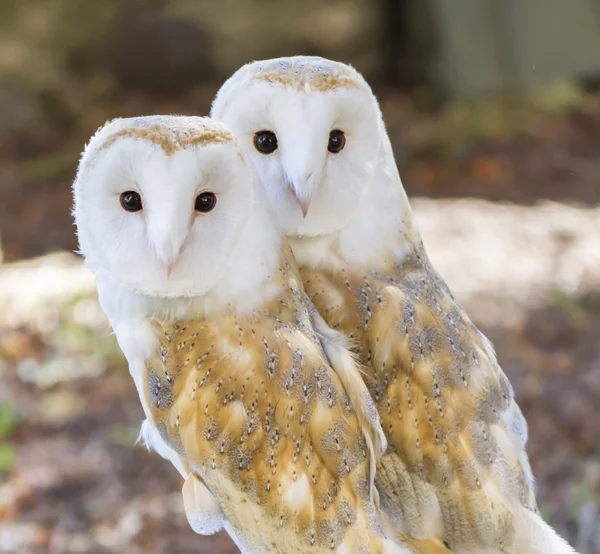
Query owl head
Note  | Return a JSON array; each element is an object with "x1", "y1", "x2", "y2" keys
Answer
[
  {"x1": 211, "y1": 56, "x2": 398, "y2": 238},
  {"x1": 73, "y1": 115, "x2": 279, "y2": 300}
]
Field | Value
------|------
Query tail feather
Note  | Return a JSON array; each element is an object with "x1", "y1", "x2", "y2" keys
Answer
[
  {"x1": 382, "y1": 539, "x2": 420, "y2": 554},
  {"x1": 511, "y1": 509, "x2": 576, "y2": 554},
  {"x1": 182, "y1": 473, "x2": 224, "y2": 536},
  {"x1": 383, "y1": 536, "x2": 453, "y2": 554}
]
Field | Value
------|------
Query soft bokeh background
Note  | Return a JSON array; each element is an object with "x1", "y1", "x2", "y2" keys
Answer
[{"x1": 1, "y1": 1, "x2": 600, "y2": 553}]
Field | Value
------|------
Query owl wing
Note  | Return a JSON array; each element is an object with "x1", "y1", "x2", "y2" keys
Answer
[
  {"x1": 300, "y1": 253, "x2": 537, "y2": 552},
  {"x1": 365, "y1": 263, "x2": 536, "y2": 549},
  {"x1": 143, "y1": 312, "x2": 403, "y2": 554}
]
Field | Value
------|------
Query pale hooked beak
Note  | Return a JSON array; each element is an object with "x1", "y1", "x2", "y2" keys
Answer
[
  {"x1": 292, "y1": 190, "x2": 311, "y2": 217},
  {"x1": 289, "y1": 174, "x2": 314, "y2": 218},
  {"x1": 148, "y1": 206, "x2": 190, "y2": 278},
  {"x1": 165, "y1": 259, "x2": 176, "y2": 278},
  {"x1": 158, "y1": 246, "x2": 184, "y2": 278}
]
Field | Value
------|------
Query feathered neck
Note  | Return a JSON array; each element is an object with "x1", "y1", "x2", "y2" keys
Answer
[
  {"x1": 289, "y1": 132, "x2": 422, "y2": 274},
  {"x1": 91, "y1": 205, "x2": 283, "y2": 326}
]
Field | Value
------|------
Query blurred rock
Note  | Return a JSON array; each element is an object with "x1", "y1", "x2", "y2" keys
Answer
[
  {"x1": 36, "y1": 390, "x2": 86, "y2": 425},
  {"x1": 0, "y1": 252, "x2": 96, "y2": 333},
  {"x1": 18, "y1": 354, "x2": 107, "y2": 389},
  {"x1": 0, "y1": 252, "x2": 120, "y2": 391},
  {"x1": 0, "y1": 523, "x2": 50, "y2": 553}
]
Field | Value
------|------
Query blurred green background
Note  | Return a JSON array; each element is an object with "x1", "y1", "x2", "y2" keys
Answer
[{"x1": 1, "y1": 1, "x2": 600, "y2": 553}]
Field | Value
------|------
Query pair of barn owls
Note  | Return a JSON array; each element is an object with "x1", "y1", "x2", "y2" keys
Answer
[{"x1": 73, "y1": 57, "x2": 575, "y2": 554}]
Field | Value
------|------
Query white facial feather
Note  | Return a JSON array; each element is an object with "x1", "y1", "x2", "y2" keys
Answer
[
  {"x1": 73, "y1": 115, "x2": 281, "y2": 322},
  {"x1": 211, "y1": 56, "x2": 411, "y2": 258}
]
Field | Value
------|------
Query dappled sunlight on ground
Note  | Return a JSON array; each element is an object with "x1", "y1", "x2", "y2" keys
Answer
[{"x1": 1, "y1": 197, "x2": 599, "y2": 553}]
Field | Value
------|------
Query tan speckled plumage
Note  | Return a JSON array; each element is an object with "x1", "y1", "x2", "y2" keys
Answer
[
  {"x1": 245, "y1": 57, "x2": 360, "y2": 93},
  {"x1": 142, "y1": 244, "x2": 451, "y2": 554},
  {"x1": 300, "y1": 236, "x2": 537, "y2": 553},
  {"x1": 96, "y1": 116, "x2": 239, "y2": 156}
]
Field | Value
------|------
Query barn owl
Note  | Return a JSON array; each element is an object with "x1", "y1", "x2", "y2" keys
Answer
[
  {"x1": 211, "y1": 57, "x2": 576, "y2": 554},
  {"x1": 72, "y1": 115, "x2": 452, "y2": 554}
]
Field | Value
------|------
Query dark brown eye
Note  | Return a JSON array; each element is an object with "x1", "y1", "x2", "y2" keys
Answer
[
  {"x1": 120, "y1": 191, "x2": 143, "y2": 212},
  {"x1": 195, "y1": 192, "x2": 217, "y2": 213},
  {"x1": 253, "y1": 130, "x2": 278, "y2": 154},
  {"x1": 328, "y1": 129, "x2": 346, "y2": 153}
]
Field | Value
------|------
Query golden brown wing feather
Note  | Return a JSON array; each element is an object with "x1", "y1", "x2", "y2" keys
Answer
[
  {"x1": 141, "y1": 247, "x2": 451, "y2": 553},
  {"x1": 300, "y1": 243, "x2": 536, "y2": 551}
]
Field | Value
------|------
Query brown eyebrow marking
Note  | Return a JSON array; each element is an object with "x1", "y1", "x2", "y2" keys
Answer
[
  {"x1": 245, "y1": 57, "x2": 363, "y2": 93},
  {"x1": 98, "y1": 126, "x2": 236, "y2": 156},
  {"x1": 252, "y1": 71, "x2": 359, "y2": 92}
]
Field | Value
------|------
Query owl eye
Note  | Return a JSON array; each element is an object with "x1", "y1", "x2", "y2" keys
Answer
[
  {"x1": 120, "y1": 191, "x2": 143, "y2": 212},
  {"x1": 195, "y1": 192, "x2": 217, "y2": 213},
  {"x1": 253, "y1": 130, "x2": 278, "y2": 154},
  {"x1": 328, "y1": 130, "x2": 346, "y2": 153}
]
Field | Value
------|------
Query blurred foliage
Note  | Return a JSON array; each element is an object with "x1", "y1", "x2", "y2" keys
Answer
[
  {"x1": 108, "y1": 424, "x2": 142, "y2": 448},
  {"x1": 21, "y1": 147, "x2": 82, "y2": 180},
  {"x1": 0, "y1": 402, "x2": 19, "y2": 439},
  {"x1": 550, "y1": 287, "x2": 591, "y2": 328},
  {"x1": 0, "y1": 443, "x2": 15, "y2": 474},
  {"x1": 0, "y1": 403, "x2": 17, "y2": 475}
]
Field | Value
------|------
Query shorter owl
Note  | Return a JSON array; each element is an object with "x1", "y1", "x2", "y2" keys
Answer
[{"x1": 72, "y1": 115, "x2": 451, "y2": 554}]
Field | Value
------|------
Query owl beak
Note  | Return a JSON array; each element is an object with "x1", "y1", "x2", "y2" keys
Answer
[
  {"x1": 158, "y1": 249, "x2": 183, "y2": 278},
  {"x1": 292, "y1": 191, "x2": 311, "y2": 218},
  {"x1": 289, "y1": 176, "x2": 313, "y2": 218},
  {"x1": 163, "y1": 248, "x2": 185, "y2": 277},
  {"x1": 149, "y1": 207, "x2": 190, "y2": 277},
  {"x1": 165, "y1": 260, "x2": 175, "y2": 278}
]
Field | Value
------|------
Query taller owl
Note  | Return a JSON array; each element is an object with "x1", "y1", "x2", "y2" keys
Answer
[{"x1": 211, "y1": 57, "x2": 576, "y2": 554}]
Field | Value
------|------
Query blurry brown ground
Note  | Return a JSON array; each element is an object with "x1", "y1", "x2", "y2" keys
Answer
[
  {"x1": 1, "y1": 86, "x2": 599, "y2": 554},
  {"x1": 0, "y1": 6, "x2": 600, "y2": 551}
]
